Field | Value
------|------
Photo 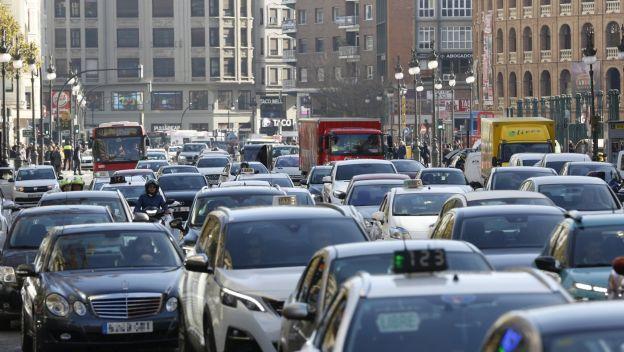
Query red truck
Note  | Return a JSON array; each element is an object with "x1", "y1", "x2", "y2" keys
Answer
[{"x1": 298, "y1": 117, "x2": 384, "y2": 175}]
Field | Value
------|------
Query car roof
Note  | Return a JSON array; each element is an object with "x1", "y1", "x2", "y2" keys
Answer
[
  {"x1": 58, "y1": 222, "x2": 165, "y2": 236},
  {"x1": 312, "y1": 165, "x2": 332, "y2": 170},
  {"x1": 239, "y1": 173, "x2": 289, "y2": 179},
  {"x1": 420, "y1": 167, "x2": 462, "y2": 172},
  {"x1": 327, "y1": 240, "x2": 481, "y2": 259},
  {"x1": 276, "y1": 154, "x2": 299, "y2": 158},
  {"x1": 511, "y1": 153, "x2": 545, "y2": 158},
  {"x1": 115, "y1": 169, "x2": 154, "y2": 174},
  {"x1": 280, "y1": 187, "x2": 310, "y2": 194},
  {"x1": 351, "y1": 173, "x2": 408, "y2": 182},
  {"x1": 453, "y1": 204, "x2": 564, "y2": 217},
  {"x1": 138, "y1": 160, "x2": 168, "y2": 164},
  {"x1": 528, "y1": 175, "x2": 607, "y2": 185},
  {"x1": 462, "y1": 190, "x2": 550, "y2": 201},
  {"x1": 217, "y1": 206, "x2": 349, "y2": 222},
  {"x1": 231, "y1": 161, "x2": 264, "y2": 166},
  {"x1": 394, "y1": 185, "x2": 467, "y2": 195},
  {"x1": 564, "y1": 161, "x2": 614, "y2": 167},
  {"x1": 41, "y1": 191, "x2": 121, "y2": 200},
  {"x1": 19, "y1": 204, "x2": 112, "y2": 215},
  {"x1": 198, "y1": 154, "x2": 230, "y2": 159},
  {"x1": 492, "y1": 166, "x2": 555, "y2": 173},
  {"x1": 162, "y1": 165, "x2": 195, "y2": 169},
  {"x1": 159, "y1": 172, "x2": 204, "y2": 178},
  {"x1": 18, "y1": 165, "x2": 54, "y2": 170},
  {"x1": 350, "y1": 179, "x2": 406, "y2": 187},
  {"x1": 334, "y1": 159, "x2": 393, "y2": 166},
  {"x1": 543, "y1": 153, "x2": 590, "y2": 161},
  {"x1": 198, "y1": 185, "x2": 283, "y2": 196},
  {"x1": 568, "y1": 213, "x2": 624, "y2": 228},
  {"x1": 184, "y1": 143, "x2": 207, "y2": 146}
]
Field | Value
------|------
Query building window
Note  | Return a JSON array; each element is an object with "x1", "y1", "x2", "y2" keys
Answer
[
  {"x1": 268, "y1": 8, "x2": 278, "y2": 25},
  {"x1": 210, "y1": 58, "x2": 220, "y2": 76},
  {"x1": 209, "y1": 28, "x2": 219, "y2": 46},
  {"x1": 315, "y1": 38, "x2": 325, "y2": 52},
  {"x1": 441, "y1": 26, "x2": 472, "y2": 49},
  {"x1": 209, "y1": 0, "x2": 219, "y2": 16},
  {"x1": 25, "y1": 92, "x2": 32, "y2": 110},
  {"x1": 152, "y1": 0, "x2": 174, "y2": 17},
  {"x1": 283, "y1": 38, "x2": 292, "y2": 50},
  {"x1": 117, "y1": 0, "x2": 138, "y2": 17},
  {"x1": 315, "y1": 8, "x2": 324, "y2": 23},
  {"x1": 151, "y1": 91, "x2": 182, "y2": 110},
  {"x1": 299, "y1": 68, "x2": 308, "y2": 82},
  {"x1": 238, "y1": 91, "x2": 251, "y2": 110},
  {"x1": 223, "y1": 58, "x2": 235, "y2": 76},
  {"x1": 190, "y1": 90, "x2": 209, "y2": 110},
  {"x1": 85, "y1": 0, "x2": 98, "y2": 17},
  {"x1": 268, "y1": 67, "x2": 279, "y2": 85},
  {"x1": 365, "y1": 35, "x2": 373, "y2": 50},
  {"x1": 297, "y1": 9, "x2": 307, "y2": 25},
  {"x1": 240, "y1": 0, "x2": 248, "y2": 17},
  {"x1": 241, "y1": 27, "x2": 248, "y2": 47},
  {"x1": 70, "y1": 0, "x2": 80, "y2": 17},
  {"x1": 190, "y1": 123, "x2": 210, "y2": 131},
  {"x1": 419, "y1": 0, "x2": 435, "y2": 17},
  {"x1": 282, "y1": 68, "x2": 292, "y2": 81},
  {"x1": 70, "y1": 58, "x2": 81, "y2": 73},
  {"x1": 191, "y1": 0, "x2": 205, "y2": 16},
  {"x1": 85, "y1": 28, "x2": 98, "y2": 48},
  {"x1": 70, "y1": 29, "x2": 80, "y2": 48},
  {"x1": 332, "y1": 36, "x2": 341, "y2": 51},
  {"x1": 366, "y1": 65, "x2": 374, "y2": 79},
  {"x1": 418, "y1": 26, "x2": 435, "y2": 49},
  {"x1": 153, "y1": 28, "x2": 175, "y2": 47},
  {"x1": 153, "y1": 58, "x2": 175, "y2": 77},
  {"x1": 86, "y1": 91, "x2": 104, "y2": 111},
  {"x1": 218, "y1": 90, "x2": 233, "y2": 109},
  {"x1": 117, "y1": 28, "x2": 139, "y2": 47},
  {"x1": 365, "y1": 4, "x2": 373, "y2": 20},
  {"x1": 55, "y1": 0, "x2": 66, "y2": 18},
  {"x1": 317, "y1": 68, "x2": 325, "y2": 82},
  {"x1": 441, "y1": 0, "x2": 472, "y2": 17},
  {"x1": 191, "y1": 28, "x2": 205, "y2": 47},
  {"x1": 85, "y1": 59, "x2": 98, "y2": 78},
  {"x1": 260, "y1": 38, "x2": 264, "y2": 55},
  {"x1": 55, "y1": 28, "x2": 66, "y2": 48},
  {"x1": 223, "y1": 28, "x2": 234, "y2": 46},
  {"x1": 298, "y1": 38, "x2": 307, "y2": 53},
  {"x1": 241, "y1": 58, "x2": 248, "y2": 76},
  {"x1": 223, "y1": 0, "x2": 234, "y2": 16},
  {"x1": 117, "y1": 58, "x2": 140, "y2": 78},
  {"x1": 270, "y1": 38, "x2": 279, "y2": 55},
  {"x1": 112, "y1": 92, "x2": 143, "y2": 111},
  {"x1": 55, "y1": 59, "x2": 67, "y2": 77},
  {"x1": 191, "y1": 57, "x2": 206, "y2": 77}
]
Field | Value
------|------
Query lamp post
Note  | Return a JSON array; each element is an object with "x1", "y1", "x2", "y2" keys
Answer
[
  {"x1": 394, "y1": 56, "x2": 404, "y2": 144},
  {"x1": 0, "y1": 30, "x2": 12, "y2": 165},
  {"x1": 227, "y1": 103, "x2": 235, "y2": 133},
  {"x1": 408, "y1": 49, "x2": 421, "y2": 151},
  {"x1": 180, "y1": 103, "x2": 193, "y2": 127},
  {"x1": 45, "y1": 58, "x2": 56, "y2": 149},
  {"x1": 364, "y1": 98, "x2": 370, "y2": 117},
  {"x1": 582, "y1": 26, "x2": 598, "y2": 161},
  {"x1": 434, "y1": 76, "x2": 443, "y2": 165},
  {"x1": 12, "y1": 40, "x2": 23, "y2": 152},
  {"x1": 428, "y1": 41, "x2": 440, "y2": 166},
  {"x1": 27, "y1": 53, "x2": 37, "y2": 163},
  {"x1": 465, "y1": 66, "x2": 475, "y2": 149},
  {"x1": 448, "y1": 70, "x2": 457, "y2": 149}
]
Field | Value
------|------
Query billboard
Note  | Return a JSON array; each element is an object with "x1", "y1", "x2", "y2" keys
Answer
[
  {"x1": 260, "y1": 96, "x2": 284, "y2": 119},
  {"x1": 52, "y1": 91, "x2": 71, "y2": 129},
  {"x1": 571, "y1": 62, "x2": 601, "y2": 94}
]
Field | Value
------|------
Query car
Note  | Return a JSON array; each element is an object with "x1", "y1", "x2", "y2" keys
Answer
[
  {"x1": 322, "y1": 159, "x2": 397, "y2": 204},
  {"x1": 300, "y1": 166, "x2": 332, "y2": 201},
  {"x1": 113, "y1": 168, "x2": 157, "y2": 181},
  {"x1": 298, "y1": 264, "x2": 571, "y2": 352},
  {"x1": 18, "y1": 223, "x2": 184, "y2": 351},
  {"x1": 520, "y1": 175, "x2": 623, "y2": 214},
  {"x1": 219, "y1": 161, "x2": 270, "y2": 183},
  {"x1": 177, "y1": 142, "x2": 208, "y2": 165},
  {"x1": 279, "y1": 240, "x2": 493, "y2": 352},
  {"x1": 534, "y1": 213, "x2": 624, "y2": 300},
  {"x1": 536, "y1": 152, "x2": 591, "y2": 174},
  {"x1": 439, "y1": 190, "x2": 555, "y2": 218},
  {"x1": 273, "y1": 155, "x2": 303, "y2": 183},
  {"x1": 158, "y1": 173, "x2": 208, "y2": 220},
  {"x1": 12, "y1": 165, "x2": 60, "y2": 207},
  {"x1": 39, "y1": 190, "x2": 134, "y2": 222},
  {"x1": 0, "y1": 205, "x2": 114, "y2": 329},
  {"x1": 390, "y1": 159, "x2": 425, "y2": 179},
  {"x1": 482, "y1": 301, "x2": 624, "y2": 351},
  {"x1": 90, "y1": 176, "x2": 110, "y2": 191},
  {"x1": 157, "y1": 164, "x2": 200, "y2": 177},
  {"x1": 342, "y1": 178, "x2": 406, "y2": 222},
  {"x1": 167, "y1": 145, "x2": 181, "y2": 161},
  {"x1": 0, "y1": 167, "x2": 14, "y2": 200},
  {"x1": 136, "y1": 160, "x2": 169, "y2": 172},
  {"x1": 339, "y1": 173, "x2": 410, "y2": 200},
  {"x1": 484, "y1": 166, "x2": 557, "y2": 190},
  {"x1": 508, "y1": 152, "x2": 546, "y2": 167},
  {"x1": 272, "y1": 145, "x2": 299, "y2": 158},
  {"x1": 146, "y1": 150, "x2": 168, "y2": 160},
  {"x1": 371, "y1": 182, "x2": 467, "y2": 240},
  {"x1": 431, "y1": 205, "x2": 565, "y2": 269},
  {"x1": 179, "y1": 206, "x2": 369, "y2": 352},
  {"x1": 280, "y1": 187, "x2": 315, "y2": 205},
  {"x1": 81, "y1": 149, "x2": 93, "y2": 169},
  {"x1": 101, "y1": 177, "x2": 166, "y2": 207},
  {"x1": 415, "y1": 167, "x2": 472, "y2": 191},
  {"x1": 560, "y1": 161, "x2": 623, "y2": 190},
  {"x1": 196, "y1": 155, "x2": 231, "y2": 185},
  {"x1": 179, "y1": 186, "x2": 286, "y2": 248},
  {"x1": 236, "y1": 172, "x2": 295, "y2": 187}
]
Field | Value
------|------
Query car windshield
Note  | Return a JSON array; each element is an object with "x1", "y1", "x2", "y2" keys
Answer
[
  {"x1": 393, "y1": 193, "x2": 456, "y2": 216},
  {"x1": 46, "y1": 232, "x2": 181, "y2": 271},
  {"x1": 545, "y1": 329, "x2": 624, "y2": 351},
  {"x1": 230, "y1": 163, "x2": 269, "y2": 175},
  {"x1": 182, "y1": 144, "x2": 205, "y2": 152},
  {"x1": 336, "y1": 164, "x2": 395, "y2": 181},
  {"x1": 272, "y1": 146, "x2": 299, "y2": 157},
  {"x1": 568, "y1": 164, "x2": 620, "y2": 183},
  {"x1": 9, "y1": 212, "x2": 113, "y2": 249},
  {"x1": 500, "y1": 143, "x2": 552, "y2": 163},
  {"x1": 39, "y1": 198, "x2": 128, "y2": 222},
  {"x1": 190, "y1": 194, "x2": 278, "y2": 227},
  {"x1": 168, "y1": 147, "x2": 180, "y2": 153},
  {"x1": 344, "y1": 293, "x2": 565, "y2": 352},
  {"x1": 544, "y1": 161, "x2": 570, "y2": 174},
  {"x1": 469, "y1": 198, "x2": 553, "y2": 206},
  {"x1": 224, "y1": 218, "x2": 365, "y2": 269},
  {"x1": 93, "y1": 137, "x2": 143, "y2": 162},
  {"x1": 392, "y1": 160, "x2": 424, "y2": 173},
  {"x1": 329, "y1": 134, "x2": 383, "y2": 156},
  {"x1": 459, "y1": 214, "x2": 563, "y2": 249},
  {"x1": 146, "y1": 153, "x2": 166, "y2": 160},
  {"x1": 285, "y1": 191, "x2": 315, "y2": 206},
  {"x1": 159, "y1": 176, "x2": 206, "y2": 191},
  {"x1": 92, "y1": 180, "x2": 108, "y2": 191},
  {"x1": 161, "y1": 166, "x2": 198, "y2": 174},
  {"x1": 310, "y1": 168, "x2": 331, "y2": 184},
  {"x1": 572, "y1": 226, "x2": 624, "y2": 268},
  {"x1": 492, "y1": 170, "x2": 554, "y2": 190},
  {"x1": 419, "y1": 170, "x2": 466, "y2": 185},
  {"x1": 538, "y1": 184, "x2": 619, "y2": 211},
  {"x1": 348, "y1": 184, "x2": 402, "y2": 206},
  {"x1": 197, "y1": 158, "x2": 229, "y2": 168},
  {"x1": 137, "y1": 161, "x2": 167, "y2": 171},
  {"x1": 102, "y1": 185, "x2": 144, "y2": 202},
  {"x1": 520, "y1": 158, "x2": 540, "y2": 166},
  {"x1": 275, "y1": 156, "x2": 299, "y2": 167},
  {"x1": 16, "y1": 168, "x2": 55, "y2": 181}
]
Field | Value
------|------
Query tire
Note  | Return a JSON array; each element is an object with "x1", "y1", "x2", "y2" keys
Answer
[
  {"x1": 21, "y1": 310, "x2": 33, "y2": 352},
  {"x1": 178, "y1": 310, "x2": 194, "y2": 352},
  {"x1": 203, "y1": 310, "x2": 217, "y2": 352}
]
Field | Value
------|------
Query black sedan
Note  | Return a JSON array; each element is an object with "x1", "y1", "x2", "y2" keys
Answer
[
  {"x1": 158, "y1": 173, "x2": 208, "y2": 220},
  {"x1": 0, "y1": 205, "x2": 114, "y2": 329},
  {"x1": 39, "y1": 190, "x2": 134, "y2": 222},
  {"x1": 18, "y1": 223, "x2": 183, "y2": 351}
]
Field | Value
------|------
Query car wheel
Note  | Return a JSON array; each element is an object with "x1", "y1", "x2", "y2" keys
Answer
[
  {"x1": 178, "y1": 310, "x2": 193, "y2": 352},
  {"x1": 203, "y1": 310, "x2": 217, "y2": 352},
  {"x1": 21, "y1": 310, "x2": 33, "y2": 352}
]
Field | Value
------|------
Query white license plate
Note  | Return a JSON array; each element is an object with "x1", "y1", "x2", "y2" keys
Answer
[
  {"x1": 176, "y1": 207, "x2": 190, "y2": 212},
  {"x1": 103, "y1": 321, "x2": 153, "y2": 335}
]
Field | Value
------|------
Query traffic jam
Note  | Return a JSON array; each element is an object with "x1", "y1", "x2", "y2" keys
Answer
[{"x1": 2, "y1": 117, "x2": 624, "y2": 352}]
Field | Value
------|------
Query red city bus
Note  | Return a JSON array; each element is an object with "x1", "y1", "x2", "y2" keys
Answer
[{"x1": 92, "y1": 122, "x2": 149, "y2": 173}]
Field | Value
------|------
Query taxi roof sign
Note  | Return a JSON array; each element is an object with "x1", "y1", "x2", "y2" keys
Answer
[
  {"x1": 241, "y1": 168, "x2": 255, "y2": 174},
  {"x1": 273, "y1": 195, "x2": 297, "y2": 206},
  {"x1": 109, "y1": 175, "x2": 126, "y2": 184},
  {"x1": 393, "y1": 249, "x2": 448, "y2": 274},
  {"x1": 403, "y1": 179, "x2": 423, "y2": 188}
]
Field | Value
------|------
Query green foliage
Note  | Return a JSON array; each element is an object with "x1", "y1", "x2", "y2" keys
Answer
[{"x1": 0, "y1": 4, "x2": 40, "y2": 75}]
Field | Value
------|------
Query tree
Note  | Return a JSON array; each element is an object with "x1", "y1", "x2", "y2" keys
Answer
[
  {"x1": 314, "y1": 79, "x2": 386, "y2": 117},
  {"x1": 0, "y1": 4, "x2": 39, "y2": 77}
]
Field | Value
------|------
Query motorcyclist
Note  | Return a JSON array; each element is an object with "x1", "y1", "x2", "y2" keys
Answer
[
  {"x1": 59, "y1": 179, "x2": 72, "y2": 192},
  {"x1": 134, "y1": 179, "x2": 168, "y2": 215},
  {"x1": 70, "y1": 176, "x2": 85, "y2": 191}
]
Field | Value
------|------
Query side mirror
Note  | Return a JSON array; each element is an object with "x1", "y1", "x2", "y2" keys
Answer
[
  {"x1": 169, "y1": 218, "x2": 185, "y2": 231},
  {"x1": 184, "y1": 253, "x2": 213, "y2": 274},
  {"x1": 300, "y1": 179, "x2": 308, "y2": 186},
  {"x1": 534, "y1": 256, "x2": 560, "y2": 273},
  {"x1": 221, "y1": 172, "x2": 229, "y2": 177},
  {"x1": 371, "y1": 211, "x2": 384, "y2": 222},
  {"x1": 333, "y1": 190, "x2": 346, "y2": 200},
  {"x1": 7, "y1": 178, "x2": 13, "y2": 183},
  {"x1": 322, "y1": 176, "x2": 332, "y2": 183},
  {"x1": 313, "y1": 195, "x2": 323, "y2": 203},
  {"x1": 389, "y1": 227, "x2": 410, "y2": 240},
  {"x1": 2, "y1": 200, "x2": 18, "y2": 211},
  {"x1": 57, "y1": 175, "x2": 63, "y2": 180},
  {"x1": 282, "y1": 302, "x2": 315, "y2": 321},
  {"x1": 16, "y1": 263, "x2": 37, "y2": 278},
  {"x1": 133, "y1": 212, "x2": 150, "y2": 223}
]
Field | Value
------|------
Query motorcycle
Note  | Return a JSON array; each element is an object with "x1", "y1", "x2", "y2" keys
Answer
[{"x1": 133, "y1": 201, "x2": 180, "y2": 227}]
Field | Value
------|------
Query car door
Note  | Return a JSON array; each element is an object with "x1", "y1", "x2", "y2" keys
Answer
[
  {"x1": 317, "y1": 291, "x2": 349, "y2": 352},
  {"x1": 430, "y1": 212, "x2": 452, "y2": 239}
]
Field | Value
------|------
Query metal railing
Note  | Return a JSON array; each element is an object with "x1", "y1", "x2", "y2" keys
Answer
[
  {"x1": 335, "y1": 16, "x2": 358, "y2": 28},
  {"x1": 581, "y1": 1, "x2": 595, "y2": 14},
  {"x1": 509, "y1": 7, "x2": 518, "y2": 18},
  {"x1": 560, "y1": 49, "x2": 572, "y2": 61},
  {"x1": 606, "y1": 0, "x2": 621, "y2": 13},
  {"x1": 540, "y1": 50, "x2": 552, "y2": 62},
  {"x1": 606, "y1": 47, "x2": 619, "y2": 60},
  {"x1": 540, "y1": 4, "x2": 552, "y2": 16},
  {"x1": 559, "y1": 3, "x2": 572, "y2": 15},
  {"x1": 496, "y1": 52, "x2": 505, "y2": 64},
  {"x1": 523, "y1": 6, "x2": 533, "y2": 18},
  {"x1": 338, "y1": 46, "x2": 360, "y2": 59},
  {"x1": 509, "y1": 51, "x2": 518, "y2": 63}
]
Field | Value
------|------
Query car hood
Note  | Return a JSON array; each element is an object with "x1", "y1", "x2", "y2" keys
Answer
[
  {"x1": 15, "y1": 180, "x2": 57, "y2": 187},
  {"x1": 178, "y1": 152, "x2": 200, "y2": 158},
  {"x1": 44, "y1": 267, "x2": 182, "y2": 299},
  {"x1": 198, "y1": 167, "x2": 225, "y2": 175},
  {"x1": 566, "y1": 267, "x2": 611, "y2": 288},
  {"x1": 392, "y1": 216, "x2": 438, "y2": 239},
  {"x1": 354, "y1": 206, "x2": 380, "y2": 220},
  {"x1": 163, "y1": 190, "x2": 200, "y2": 206},
  {"x1": 0, "y1": 248, "x2": 39, "y2": 267},
  {"x1": 482, "y1": 248, "x2": 542, "y2": 270},
  {"x1": 217, "y1": 267, "x2": 305, "y2": 301}
]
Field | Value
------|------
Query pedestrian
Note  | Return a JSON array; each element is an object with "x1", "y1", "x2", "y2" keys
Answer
[
  {"x1": 568, "y1": 140, "x2": 575, "y2": 153},
  {"x1": 397, "y1": 140, "x2": 407, "y2": 159},
  {"x1": 420, "y1": 142, "x2": 430, "y2": 167},
  {"x1": 51, "y1": 146, "x2": 62, "y2": 174},
  {"x1": 63, "y1": 141, "x2": 73, "y2": 171},
  {"x1": 30, "y1": 147, "x2": 38, "y2": 165},
  {"x1": 72, "y1": 145, "x2": 82, "y2": 175}
]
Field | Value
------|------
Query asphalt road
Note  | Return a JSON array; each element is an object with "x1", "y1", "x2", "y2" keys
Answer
[{"x1": 0, "y1": 322, "x2": 22, "y2": 352}]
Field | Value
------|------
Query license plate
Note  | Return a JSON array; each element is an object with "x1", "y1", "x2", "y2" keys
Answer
[
  {"x1": 27, "y1": 193, "x2": 41, "y2": 198},
  {"x1": 103, "y1": 321, "x2": 153, "y2": 335},
  {"x1": 176, "y1": 207, "x2": 190, "y2": 212}
]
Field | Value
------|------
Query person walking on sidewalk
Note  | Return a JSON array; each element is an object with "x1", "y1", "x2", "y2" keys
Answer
[
  {"x1": 51, "y1": 146, "x2": 62, "y2": 175},
  {"x1": 72, "y1": 145, "x2": 82, "y2": 175}
]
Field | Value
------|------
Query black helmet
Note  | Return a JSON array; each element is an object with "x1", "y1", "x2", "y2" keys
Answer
[{"x1": 145, "y1": 179, "x2": 160, "y2": 196}]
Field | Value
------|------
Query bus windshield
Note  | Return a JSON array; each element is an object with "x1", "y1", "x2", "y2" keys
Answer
[{"x1": 93, "y1": 136, "x2": 143, "y2": 162}]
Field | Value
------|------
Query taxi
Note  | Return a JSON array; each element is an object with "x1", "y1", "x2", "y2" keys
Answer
[
  {"x1": 370, "y1": 179, "x2": 466, "y2": 240},
  {"x1": 299, "y1": 249, "x2": 572, "y2": 352}
]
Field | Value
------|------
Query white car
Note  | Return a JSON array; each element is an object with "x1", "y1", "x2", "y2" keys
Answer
[
  {"x1": 371, "y1": 182, "x2": 467, "y2": 240},
  {"x1": 536, "y1": 153, "x2": 591, "y2": 174},
  {"x1": 322, "y1": 159, "x2": 397, "y2": 204},
  {"x1": 12, "y1": 166, "x2": 60, "y2": 207},
  {"x1": 167, "y1": 145, "x2": 181, "y2": 161},
  {"x1": 272, "y1": 155, "x2": 302, "y2": 183},
  {"x1": 196, "y1": 155, "x2": 231, "y2": 185},
  {"x1": 509, "y1": 153, "x2": 546, "y2": 167},
  {"x1": 81, "y1": 149, "x2": 93, "y2": 169}
]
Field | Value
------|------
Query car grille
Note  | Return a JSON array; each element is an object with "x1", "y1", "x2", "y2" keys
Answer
[
  {"x1": 22, "y1": 186, "x2": 48, "y2": 193},
  {"x1": 89, "y1": 293, "x2": 163, "y2": 319},
  {"x1": 263, "y1": 298, "x2": 284, "y2": 316}
]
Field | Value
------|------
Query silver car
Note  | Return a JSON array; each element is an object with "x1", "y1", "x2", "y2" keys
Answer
[{"x1": 12, "y1": 166, "x2": 60, "y2": 208}]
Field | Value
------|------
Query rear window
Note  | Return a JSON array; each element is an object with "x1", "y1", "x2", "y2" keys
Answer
[
  {"x1": 40, "y1": 198, "x2": 128, "y2": 222},
  {"x1": 197, "y1": 158, "x2": 229, "y2": 168},
  {"x1": 336, "y1": 163, "x2": 395, "y2": 181},
  {"x1": 419, "y1": 170, "x2": 466, "y2": 185},
  {"x1": 492, "y1": 170, "x2": 555, "y2": 190},
  {"x1": 275, "y1": 157, "x2": 299, "y2": 167}
]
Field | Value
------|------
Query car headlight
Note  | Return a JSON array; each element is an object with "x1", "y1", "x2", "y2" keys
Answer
[
  {"x1": 0, "y1": 266, "x2": 16, "y2": 283},
  {"x1": 15, "y1": 186, "x2": 24, "y2": 192},
  {"x1": 221, "y1": 288, "x2": 265, "y2": 312},
  {"x1": 45, "y1": 293, "x2": 70, "y2": 317},
  {"x1": 47, "y1": 185, "x2": 55, "y2": 190},
  {"x1": 73, "y1": 301, "x2": 87, "y2": 316},
  {"x1": 573, "y1": 282, "x2": 608, "y2": 294},
  {"x1": 165, "y1": 297, "x2": 178, "y2": 312}
]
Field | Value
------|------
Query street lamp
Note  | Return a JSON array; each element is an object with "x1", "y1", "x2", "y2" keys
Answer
[
  {"x1": 466, "y1": 66, "x2": 476, "y2": 148},
  {"x1": 364, "y1": 98, "x2": 370, "y2": 117},
  {"x1": 27, "y1": 52, "x2": 38, "y2": 163},
  {"x1": 394, "y1": 56, "x2": 404, "y2": 144},
  {"x1": 45, "y1": 58, "x2": 56, "y2": 149},
  {"x1": 12, "y1": 39, "x2": 23, "y2": 151},
  {"x1": 434, "y1": 76, "x2": 443, "y2": 165},
  {"x1": 582, "y1": 26, "x2": 598, "y2": 161},
  {"x1": 408, "y1": 49, "x2": 420, "y2": 154},
  {"x1": 448, "y1": 70, "x2": 457, "y2": 151},
  {"x1": 429, "y1": 41, "x2": 440, "y2": 166},
  {"x1": 227, "y1": 103, "x2": 236, "y2": 132},
  {"x1": 0, "y1": 30, "x2": 12, "y2": 165}
]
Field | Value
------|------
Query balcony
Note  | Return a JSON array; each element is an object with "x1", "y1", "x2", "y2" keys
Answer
[
  {"x1": 497, "y1": 8, "x2": 504, "y2": 19},
  {"x1": 509, "y1": 51, "x2": 517, "y2": 64},
  {"x1": 540, "y1": 4, "x2": 552, "y2": 16},
  {"x1": 560, "y1": 48, "x2": 572, "y2": 61},
  {"x1": 523, "y1": 6, "x2": 533, "y2": 18},
  {"x1": 607, "y1": 0, "x2": 621, "y2": 13},
  {"x1": 607, "y1": 47, "x2": 619, "y2": 60},
  {"x1": 524, "y1": 51, "x2": 533, "y2": 63},
  {"x1": 581, "y1": 1, "x2": 595, "y2": 14},
  {"x1": 284, "y1": 49, "x2": 297, "y2": 62},
  {"x1": 282, "y1": 19, "x2": 296, "y2": 33},
  {"x1": 338, "y1": 46, "x2": 360, "y2": 61},
  {"x1": 335, "y1": 16, "x2": 359, "y2": 31},
  {"x1": 496, "y1": 52, "x2": 505, "y2": 64},
  {"x1": 540, "y1": 50, "x2": 552, "y2": 62},
  {"x1": 559, "y1": 3, "x2": 572, "y2": 15},
  {"x1": 282, "y1": 79, "x2": 296, "y2": 89},
  {"x1": 509, "y1": 7, "x2": 517, "y2": 19}
]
